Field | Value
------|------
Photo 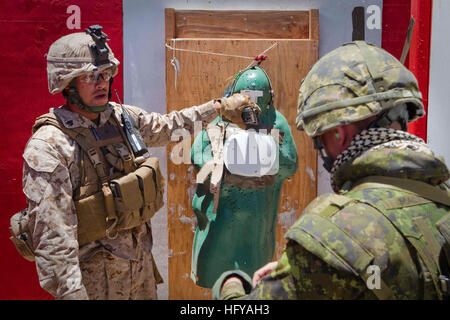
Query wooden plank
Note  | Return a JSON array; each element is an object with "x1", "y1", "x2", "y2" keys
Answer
[
  {"x1": 166, "y1": 39, "x2": 318, "y2": 299},
  {"x1": 165, "y1": 8, "x2": 176, "y2": 41},
  {"x1": 309, "y1": 9, "x2": 319, "y2": 40},
  {"x1": 173, "y1": 10, "x2": 310, "y2": 39}
]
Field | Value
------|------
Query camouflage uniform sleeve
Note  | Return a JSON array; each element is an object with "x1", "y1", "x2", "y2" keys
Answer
[
  {"x1": 219, "y1": 240, "x2": 367, "y2": 300},
  {"x1": 22, "y1": 128, "x2": 88, "y2": 299},
  {"x1": 124, "y1": 101, "x2": 218, "y2": 147}
]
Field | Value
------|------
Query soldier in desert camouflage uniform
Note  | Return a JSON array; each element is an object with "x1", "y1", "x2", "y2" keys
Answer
[
  {"x1": 21, "y1": 26, "x2": 253, "y2": 300},
  {"x1": 214, "y1": 41, "x2": 450, "y2": 300}
]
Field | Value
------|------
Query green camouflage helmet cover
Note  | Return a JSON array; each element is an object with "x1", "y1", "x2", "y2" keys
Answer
[
  {"x1": 46, "y1": 30, "x2": 119, "y2": 94},
  {"x1": 296, "y1": 41, "x2": 425, "y2": 137},
  {"x1": 224, "y1": 65, "x2": 274, "y2": 112}
]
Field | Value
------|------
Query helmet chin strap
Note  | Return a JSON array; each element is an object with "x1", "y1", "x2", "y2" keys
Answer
[
  {"x1": 64, "y1": 78, "x2": 113, "y2": 114},
  {"x1": 313, "y1": 137, "x2": 334, "y2": 172}
]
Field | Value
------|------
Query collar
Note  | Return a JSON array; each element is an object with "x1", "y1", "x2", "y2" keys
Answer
[
  {"x1": 52, "y1": 103, "x2": 115, "y2": 129},
  {"x1": 332, "y1": 145, "x2": 450, "y2": 193}
]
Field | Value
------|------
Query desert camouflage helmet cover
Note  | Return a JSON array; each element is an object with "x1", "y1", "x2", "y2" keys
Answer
[
  {"x1": 46, "y1": 30, "x2": 119, "y2": 94},
  {"x1": 296, "y1": 41, "x2": 425, "y2": 137}
]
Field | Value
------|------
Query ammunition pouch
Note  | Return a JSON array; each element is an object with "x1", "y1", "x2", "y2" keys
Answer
[
  {"x1": 11, "y1": 158, "x2": 165, "y2": 260},
  {"x1": 9, "y1": 209, "x2": 35, "y2": 262},
  {"x1": 76, "y1": 157, "x2": 165, "y2": 246}
]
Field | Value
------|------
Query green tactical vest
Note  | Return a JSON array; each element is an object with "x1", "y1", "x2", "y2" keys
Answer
[{"x1": 286, "y1": 176, "x2": 450, "y2": 300}]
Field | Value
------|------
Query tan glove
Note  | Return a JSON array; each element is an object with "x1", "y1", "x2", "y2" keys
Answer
[{"x1": 219, "y1": 93, "x2": 261, "y2": 129}]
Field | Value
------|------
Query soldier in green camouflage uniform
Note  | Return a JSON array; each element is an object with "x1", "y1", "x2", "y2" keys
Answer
[{"x1": 213, "y1": 41, "x2": 450, "y2": 300}]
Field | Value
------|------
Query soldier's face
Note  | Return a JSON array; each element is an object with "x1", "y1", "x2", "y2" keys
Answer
[
  {"x1": 319, "y1": 130, "x2": 342, "y2": 161},
  {"x1": 319, "y1": 124, "x2": 359, "y2": 161},
  {"x1": 74, "y1": 72, "x2": 109, "y2": 107}
]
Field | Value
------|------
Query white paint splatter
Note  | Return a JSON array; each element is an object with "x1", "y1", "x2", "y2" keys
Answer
[
  {"x1": 278, "y1": 209, "x2": 297, "y2": 230},
  {"x1": 204, "y1": 290, "x2": 211, "y2": 296},
  {"x1": 179, "y1": 215, "x2": 198, "y2": 233},
  {"x1": 188, "y1": 185, "x2": 196, "y2": 203},
  {"x1": 168, "y1": 249, "x2": 187, "y2": 258},
  {"x1": 306, "y1": 166, "x2": 316, "y2": 182}
]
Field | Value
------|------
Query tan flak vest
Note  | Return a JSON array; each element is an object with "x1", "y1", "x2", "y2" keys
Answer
[{"x1": 10, "y1": 109, "x2": 165, "y2": 261}]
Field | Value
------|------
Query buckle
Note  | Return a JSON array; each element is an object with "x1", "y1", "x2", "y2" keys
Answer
[
  {"x1": 87, "y1": 148, "x2": 102, "y2": 166},
  {"x1": 439, "y1": 275, "x2": 450, "y2": 296}
]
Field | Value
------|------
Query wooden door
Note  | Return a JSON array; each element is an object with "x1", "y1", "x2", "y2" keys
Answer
[{"x1": 165, "y1": 9, "x2": 319, "y2": 299}]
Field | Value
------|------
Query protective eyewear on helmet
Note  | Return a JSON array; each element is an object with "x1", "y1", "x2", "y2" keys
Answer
[{"x1": 79, "y1": 69, "x2": 113, "y2": 84}]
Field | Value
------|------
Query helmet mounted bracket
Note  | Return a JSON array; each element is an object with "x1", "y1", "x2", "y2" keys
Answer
[{"x1": 85, "y1": 25, "x2": 111, "y2": 69}]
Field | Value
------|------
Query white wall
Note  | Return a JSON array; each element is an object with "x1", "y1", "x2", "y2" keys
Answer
[
  {"x1": 428, "y1": 0, "x2": 450, "y2": 165},
  {"x1": 123, "y1": 0, "x2": 382, "y2": 299}
]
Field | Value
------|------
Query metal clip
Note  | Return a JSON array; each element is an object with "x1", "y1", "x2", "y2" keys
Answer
[
  {"x1": 87, "y1": 148, "x2": 102, "y2": 167},
  {"x1": 105, "y1": 218, "x2": 118, "y2": 240},
  {"x1": 170, "y1": 39, "x2": 180, "y2": 89},
  {"x1": 439, "y1": 275, "x2": 450, "y2": 297}
]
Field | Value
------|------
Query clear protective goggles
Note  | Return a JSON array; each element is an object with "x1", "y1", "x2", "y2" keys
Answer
[{"x1": 79, "y1": 68, "x2": 113, "y2": 84}]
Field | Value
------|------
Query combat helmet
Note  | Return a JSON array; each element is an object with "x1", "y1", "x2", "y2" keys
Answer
[
  {"x1": 46, "y1": 25, "x2": 120, "y2": 113},
  {"x1": 296, "y1": 41, "x2": 425, "y2": 137},
  {"x1": 224, "y1": 65, "x2": 274, "y2": 112}
]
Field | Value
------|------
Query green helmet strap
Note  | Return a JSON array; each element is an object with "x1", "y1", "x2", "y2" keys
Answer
[
  {"x1": 354, "y1": 41, "x2": 384, "y2": 83},
  {"x1": 82, "y1": 104, "x2": 108, "y2": 113},
  {"x1": 355, "y1": 41, "x2": 397, "y2": 115},
  {"x1": 299, "y1": 88, "x2": 421, "y2": 121},
  {"x1": 63, "y1": 80, "x2": 109, "y2": 114}
]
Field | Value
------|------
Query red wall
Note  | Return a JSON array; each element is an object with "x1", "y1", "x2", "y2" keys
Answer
[
  {"x1": 382, "y1": 0, "x2": 412, "y2": 63},
  {"x1": 382, "y1": 0, "x2": 432, "y2": 141},
  {"x1": 0, "y1": 0, "x2": 123, "y2": 300},
  {"x1": 408, "y1": 0, "x2": 432, "y2": 141}
]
